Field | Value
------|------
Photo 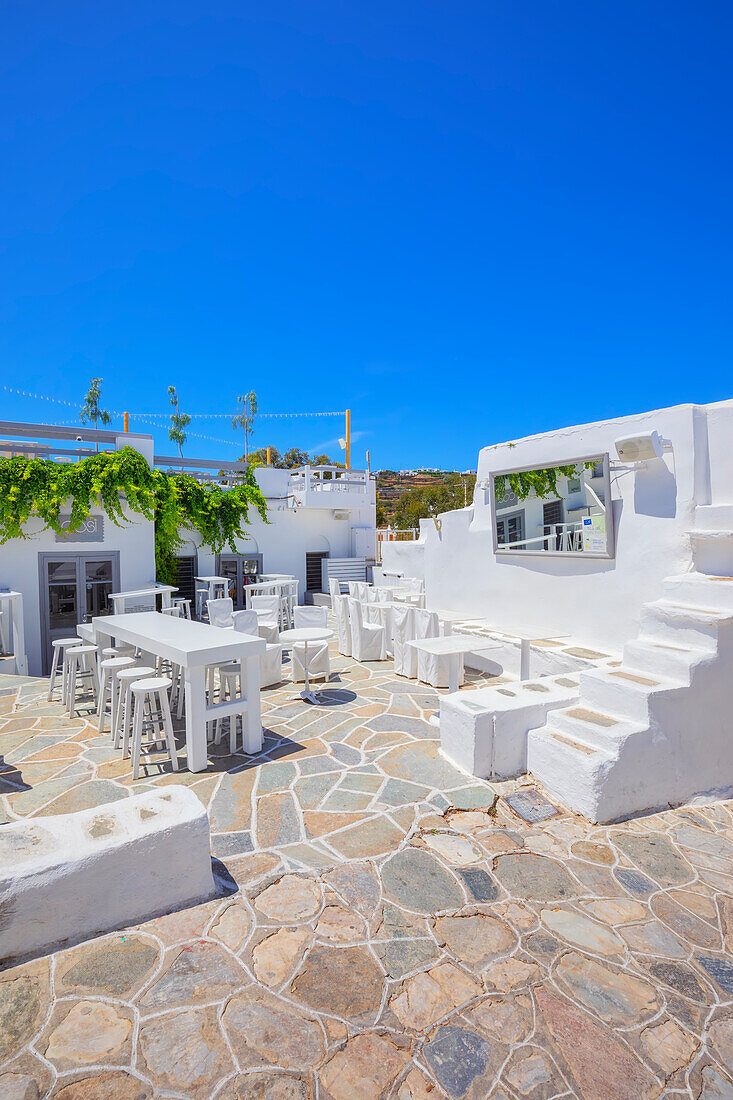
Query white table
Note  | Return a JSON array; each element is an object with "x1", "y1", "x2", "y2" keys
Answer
[
  {"x1": 279, "y1": 627, "x2": 334, "y2": 705},
  {"x1": 92, "y1": 612, "x2": 265, "y2": 770},
  {"x1": 195, "y1": 576, "x2": 229, "y2": 620},
  {"x1": 109, "y1": 585, "x2": 177, "y2": 615},
  {"x1": 408, "y1": 635, "x2": 502, "y2": 725},
  {"x1": 430, "y1": 610, "x2": 484, "y2": 636},
  {"x1": 496, "y1": 631, "x2": 571, "y2": 680}
]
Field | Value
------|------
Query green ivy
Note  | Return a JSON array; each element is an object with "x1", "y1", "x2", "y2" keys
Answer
[
  {"x1": 0, "y1": 446, "x2": 268, "y2": 586},
  {"x1": 494, "y1": 463, "x2": 595, "y2": 503}
]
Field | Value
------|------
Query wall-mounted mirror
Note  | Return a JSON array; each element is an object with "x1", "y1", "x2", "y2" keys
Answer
[{"x1": 491, "y1": 455, "x2": 614, "y2": 557}]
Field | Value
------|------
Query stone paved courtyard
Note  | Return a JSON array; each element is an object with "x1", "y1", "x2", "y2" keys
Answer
[{"x1": 1, "y1": 634, "x2": 733, "y2": 1099}]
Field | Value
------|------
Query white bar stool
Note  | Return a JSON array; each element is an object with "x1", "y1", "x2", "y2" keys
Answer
[
  {"x1": 172, "y1": 598, "x2": 192, "y2": 619},
  {"x1": 65, "y1": 645, "x2": 99, "y2": 718},
  {"x1": 97, "y1": 656, "x2": 137, "y2": 734},
  {"x1": 161, "y1": 606, "x2": 182, "y2": 617},
  {"x1": 48, "y1": 637, "x2": 84, "y2": 702},
  {"x1": 130, "y1": 676, "x2": 180, "y2": 780},
  {"x1": 114, "y1": 665, "x2": 156, "y2": 752}
]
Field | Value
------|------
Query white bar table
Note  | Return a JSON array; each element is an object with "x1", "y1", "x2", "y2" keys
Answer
[
  {"x1": 430, "y1": 610, "x2": 484, "y2": 637},
  {"x1": 109, "y1": 585, "x2": 178, "y2": 615},
  {"x1": 279, "y1": 627, "x2": 333, "y2": 705},
  {"x1": 195, "y1": 576, "x2": 229, "y2": 620},
  {"x1": 499, "y1": 631, "x2": 571, "y2": 680},
  {"x1": 408, "y1": 635, "x2": 502, "y2": 725},
  {"x1": 92, "y1": 612, "x2": 265, "y2": 770}
]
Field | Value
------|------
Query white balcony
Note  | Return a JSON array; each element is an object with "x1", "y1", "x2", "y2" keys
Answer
[{"x1": 288, "y1": 466, "x2": 374, "y2": 511}]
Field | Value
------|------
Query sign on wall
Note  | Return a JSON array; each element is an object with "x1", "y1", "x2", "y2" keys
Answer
[
  {"x1": 582, "y1": 514, "x2": 606, "y2": 553},
  {"x1": 55, "y1": 516, "x2": 104, "y2": 543}
]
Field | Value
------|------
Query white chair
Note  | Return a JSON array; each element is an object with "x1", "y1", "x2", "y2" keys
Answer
[
  {"x1": 115, "y1": 664, "x2": 157, "y2": 752},
  {"x1": 348, "y1": 582, "x2": 360, "y2": 598},
  {"x1": 291, "y1": 606, "x2": 331, "y2": 683},
  {"x1": 329, "y1": 577, "x2": 341, "y2": 602},
  {"x1": 47, "y1": 637, "x2": 84, "y2": 702},
  {"x1": 97, "y1": 655, "x2": 137, "y2": 734},
  {"x1": 333, "y1": 595, "x2": 352, "y2": 656},
  {"x1": 348, "y1": 598, "x2": 387, "y2": 662},
  {"x1": 392, "y1": 604, "x2": 417, "y2": 678},
  {"x1": 207, "y1": 597, "x2": 234, "y2": 629},
  {"x1": 129, "y1": 676, "x2": 179, "y2": 780},
  {"x1": 233, "y1": 610, "x2": 283, "y2": 687},
  {"x1": 234, "y1": 609, "x2": 279, "y2": 645},
  {"x1": 415, "y1": 609, "x2": 465, "y2": 689}
]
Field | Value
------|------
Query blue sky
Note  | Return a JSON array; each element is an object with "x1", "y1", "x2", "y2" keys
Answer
[{"x1": 2, "y1": 2, "x2": 731, "y2": 470}]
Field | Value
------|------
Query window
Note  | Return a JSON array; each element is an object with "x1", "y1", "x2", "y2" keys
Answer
[{"x1": 496, "y1": 511, "x2": 525, "y2": 549}]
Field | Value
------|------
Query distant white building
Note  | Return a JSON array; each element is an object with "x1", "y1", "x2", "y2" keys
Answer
[{"x1": 0, "y1": 421, "x2": 376, "y2": 676}]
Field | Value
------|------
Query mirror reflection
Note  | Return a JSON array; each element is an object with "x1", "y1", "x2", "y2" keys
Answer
[{"x1": 493, "y1": 456, "x2": 612, "y2": 555}]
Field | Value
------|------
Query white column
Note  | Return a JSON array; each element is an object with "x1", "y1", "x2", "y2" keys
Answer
[
  {"x1": 243, "y1": 656, "x2": 262, "y2": 754},
  {"x1": 184, "y1": 665, "x2": 208, "y2": 772}
]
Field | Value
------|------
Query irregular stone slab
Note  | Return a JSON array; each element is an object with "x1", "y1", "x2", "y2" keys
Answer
[
  {"x1": 672, "y1": 824, "x2": 733, "y2": 860},
  {"x1": 582, "y1": 898, "x2": 647, "y2": 925},
  {"x1": 209, "y1": 900, "x2": 252, "y2": 952},
  {"x1": 504, "y1": 1047, "x2": 565, "y2": 1097},
  {"x1": 541, "y1": 908, "x2": 624, "y2": 956},
  {"x1": 469, "y1": 994, "x2": 532, "y2": 1044},
  {"x1": 620, "y1": 920, "x2": 687, "y2": 959},
  {"x1": 302, "y1": 810, "x2": 366, "y2": 839},
  {"x1": 254, "y1": 875, "x2": 321, "y2": 922},
  {"x1": 55, "y1": 935, "x2": 159, "y2": 997},
  {"x1": 381, "y1": 742, "x2": 468, "y2": 790},
  {"x1": 298, "y1": 754, "x2": 343, "y2": 776},
  {"x1": 316, "y1": 905, "x2": 367, "y2": 943},
  {"x1": 138, "y1": 1005, "x2": 234, "y2": 1099},
  {"x1": 436, "y1": 913, "x2": 515, "y2": 968},
  {"x1": 640, "y1": 1018, "x2": 698, "y2": 1074},
  {"x1": 571, "y1": 840, "x2": 615, "y2": 865},
  {"x1": 390, "y1": 962, "x2": 482, "y2": 1031},
  {"x1": 374, "y1": 937, "x2": 440, "y2": 979},
  {"x1": 492, "y1": 853, "x2": 578, "y2": 901},
  {"x1": 381, "y1": 849, "x2": 464, "y2": 914},
  {"x1": 209, "y1": 770, "x2": 257, "y2": 831},
  {"x1": 320, "y1": 1032, "x2": 410, "y2": 1100},
  {"x1": 253, "y1": 928, "x2": 312, "y2": 987},
  {"x1": 484, "y1": 956, "x2": 540, "y2": 992},
  {"x1": 447, "y1": 786, "x2": 498, "y2": 810},
  {"x1": 327, "y1": 816, "x2": 405, "y2": 859},
  {"x1": 708, "y1": 1016, "x2": 733, "y2": 1072},
  {"x1": 537, "y1": 987, "x2": 658, "y2": 1099},
  {"x1": 42, "y1": 1000, "x2": 132, "y2": 1069},
  {"x1": 697, "y1": 1065, "x2": 733, "y2": 1099},
  {"x1": 51, "y1": 1071, "x2": 153, "y2": 1099},
  {"x1": 379, "y1": 779, "x2": 430, "y2": 806},
  {"x1": 422, "y1": 833, "x2": 483, "y2": 866},
  {"x1": 218, "y1": 1072, "x2": 312, "y2": 1099},
  {"x1": 139, "y1": 941, "x2": 247, "y2": 1012},
  {"x1": 257, "y1": 761, "x2": 297, "y2": 794},
  {"x1": 615, "y1": 868, "x2": 656, "y2": 897},
  {"x1": 423, "y1": 1024, "x2": 493, "y2": 1098},
  {"x1": 555, "y1": 952, "x2": 660, "y2": 1026},
  {"x1": 641, "y1": 959, "x2": 711, "y2": 1003},
  {"x1": 395, "y1": 1067, "x2": 435, "y2": 1100},
  {"x1": 222, "y1": 987, "x2": 324, "y2": 1069},
  {"x1": 212, "y1": 831, "x2": 254, "y2": 858},
  {"x1": 0, "y1": 959, "x2": 50, "y2": 1063},
  {"x1": 294, "y1": 773, "x2": 340, "y2": 809},
  {"x1": 651, "y1": 894, "x2": 721, "y2": 949},
  {"x1": 320, "y1": 789, "x2": 374, "y2": 813},
  {"x1": 613, "y1": 832, "x2": 692, "y2": 887},
  {"x1": 321, "y1": 861, "x2": 380, "y2": 919},
  {"x1": 458, "y1": 868, "x2": 500, "y2": 902},
  {"x1": 41, "y1": 778, "x2": 127, "y2": 816},
  {"x1": 696, "y1": 955, "x2": 733, "y2": 996},
  {"x1": 256, "y1": 792, "x2": 302, "y2": 847},
  {"x1": 290, "y1": 944, "x2": 383, "y2": 1023}
]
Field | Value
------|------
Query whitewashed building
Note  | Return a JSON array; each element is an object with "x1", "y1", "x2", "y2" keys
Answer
[
  {"x1": 382, "y1": 399, "x2": 733, "y2": 822},
  {"x1": 0, "y1": 421, "x2": 376, "y2": 677}
]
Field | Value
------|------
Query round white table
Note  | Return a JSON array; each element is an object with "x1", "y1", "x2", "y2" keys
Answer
[{"x1": 279, "y1": 627, "x2": 334, "y2": 704}]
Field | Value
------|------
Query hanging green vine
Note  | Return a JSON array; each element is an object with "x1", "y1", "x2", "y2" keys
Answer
[
  {"x1": 0, "y1": 446, "x2": 268, "y2": 586},
  {"x1": 494, "y1": 462, "x2": 596, "y2": 503}
]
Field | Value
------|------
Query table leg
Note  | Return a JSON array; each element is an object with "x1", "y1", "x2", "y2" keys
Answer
[
  {"x1": 184, "y1": 666, "x2": 208, "y2": 772},
  {"x1": 520, "y1": 639, "x2": 531, "y2": 681},
  {"x1": 448, "y1": 653, "x2": 461, "y2": 694},
  {"x1": 243, "y1": 657, "x2": 262, "y2": 754}
]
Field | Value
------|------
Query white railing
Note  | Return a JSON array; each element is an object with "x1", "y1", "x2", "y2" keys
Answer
[
  {"x1": 288, "y1": 466, "x2": 370, "y2": 497},
  {"x1": 376, "y1": 526, "x2": 419, "y2": 562}
]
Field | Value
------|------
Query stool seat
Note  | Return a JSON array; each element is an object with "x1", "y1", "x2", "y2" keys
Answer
[
  {"x1": 131, "y1": 676, "x2": 173, "y2": 694},
  {"x1": 114, "y1": 666, "x2": 156, "y2": 752},
  {"x1": 129, "y1": 676, "x2": 179, "y2": 779},
  {"x1": 117, "y1": 665, "x2": 156, "y2": 682},
  {"x1": 48, "y1": 637, "x2": 87, "y2": 702},
  {"x1": 100, "y1": 656, "x2": 137, "y2": 670}
]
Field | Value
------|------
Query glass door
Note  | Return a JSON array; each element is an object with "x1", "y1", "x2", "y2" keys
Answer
[
  {"x1": 40, "y1": 553, "x2": 119, "y2": 673},
  {"x1": 217, "y1": 554, "x2": 263, "y2": 610}
]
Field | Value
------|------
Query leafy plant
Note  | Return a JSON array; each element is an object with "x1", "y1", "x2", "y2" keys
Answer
[
  {"x1": 0, "y1": 447, "x2": 268, "y2": 586},
  {"x1": 494, "y1": 463, "x2": 595, "y2": 503},
  {"x1": 80, "y1": 378, "x2": 112, "y2": 449},
  {"x1": 168, "y1": 386, "x2": 191, "y2": 457}
]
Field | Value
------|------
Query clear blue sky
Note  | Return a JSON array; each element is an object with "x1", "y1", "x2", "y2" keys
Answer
[{"x1": 2, "y1": 2, "x2": 731, "y2": 470}]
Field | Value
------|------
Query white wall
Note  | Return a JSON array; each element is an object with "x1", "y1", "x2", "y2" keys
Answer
[{"x1": 382, "y1": 401, "x2": 729, "y2": 654}]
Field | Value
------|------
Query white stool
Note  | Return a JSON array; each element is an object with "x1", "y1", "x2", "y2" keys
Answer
[
  {"x1": 130, "y1": 677, "x2": 180, "y2": 780},
  {"x1": 47, "y1": 637, "x2": 84, "y2": 702},
  {"x1": 114, "y1": 665, "x2": 156, "y2": 751},
  {"x1": 65, "y1": 645, "x2": 99, "y2": 718},
  {"x1": 97, "y1": 656, "x2": 137, "y2": 734},
  {"x1": 161, "y1": 606, "x2": 182, "y2": 617},
  {"x1": 172, "y1": 598, "x2": 192, "y2": 619}
]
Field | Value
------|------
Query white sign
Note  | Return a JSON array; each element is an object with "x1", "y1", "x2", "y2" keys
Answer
[
  {"x1": 582, "y1": 515, "x2": 606, "y2": 553},
  {"x1": 55, "y1": 516, "x2": 104, "y2": 543}
]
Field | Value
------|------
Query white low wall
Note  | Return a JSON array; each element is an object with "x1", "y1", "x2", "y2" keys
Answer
[{"x1": 0, "y1": 786, "x2": 215, "y2": 965}]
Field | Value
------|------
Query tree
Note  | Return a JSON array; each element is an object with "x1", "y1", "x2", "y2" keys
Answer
[
  {"x1": 232, "y1": 391, "x2": 257, "y2": 460},
  {"x1": 242, "y1": 445, "x2": 344, "y2": 469},
  {"x1": 376, "y1": 501, "x2": 387, "y2": 527},
  {"x1": 80, "y1": 378, "x2": 111, "y2": 449},
  {"x1": 167, "y1": 386, "x2": 191, "y2": 458},
  {"x1": 393, "y1": 473, "x2": 476, "y2": 529}
]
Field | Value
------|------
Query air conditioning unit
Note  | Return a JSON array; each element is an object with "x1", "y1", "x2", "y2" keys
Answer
[{"x1": 614, "y1": 431, "x2": 663, "y2": 463}]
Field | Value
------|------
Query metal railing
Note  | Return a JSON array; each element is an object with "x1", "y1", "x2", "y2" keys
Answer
[{"x1": 376, "y1": 526, "x2": 419, "y2": 562}]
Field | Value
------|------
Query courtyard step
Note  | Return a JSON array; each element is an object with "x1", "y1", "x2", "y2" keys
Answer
[
  {"x1": 663, "y1": 572, "x2": 733, "y2": 611},
  {"x1": 579, "y1": 665, "x2": 684, "y2": 723},
  {"x1": 639, "y1": 599, "x2": 730, "y2": 651},
  {"x1": 551, "y1": 704, "x2": 645, "y2": 753},
  {"x1": 622, "y1": 637, "x2": 706, "y2": 681}
]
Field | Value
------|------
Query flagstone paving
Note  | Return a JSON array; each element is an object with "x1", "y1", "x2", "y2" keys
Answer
[{"x1": 1, "y1": 636, "x2": 733, "y2": 1098}]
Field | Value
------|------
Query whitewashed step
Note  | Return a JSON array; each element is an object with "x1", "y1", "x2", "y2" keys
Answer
[
  {"x1": 640, "y1": 599, "x2": 730, "y2": 651},
  {"x1": 663, "y1": 573, "x2": 733, "y2": 612},
  {"x1": 692, "y1": 504, "x2": 733, "y2": 530},
  {"x1": 527, "y1": 726, "x2": 615, "y2": 822},
  {"x1": 623, "y1": 637, "x2": 705, "y2": 681},
  {"x1": 551, "y1": 705, "x2": 645, "y2": 753},
  {"x1": 536, "y1": 727, "x2": 608, "y2": 760},
  {"x1": 580, "y1": 666, "x2": 683, "y2": 723}
]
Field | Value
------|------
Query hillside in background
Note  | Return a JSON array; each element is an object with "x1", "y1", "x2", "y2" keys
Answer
[{"x1": 376, "y1": 468, "x2": 476, "y2": 526}]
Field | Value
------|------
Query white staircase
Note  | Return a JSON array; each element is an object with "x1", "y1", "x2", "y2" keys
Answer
[{"x1": 528, "y1": 570, "x2": 733, "y2": 822}]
